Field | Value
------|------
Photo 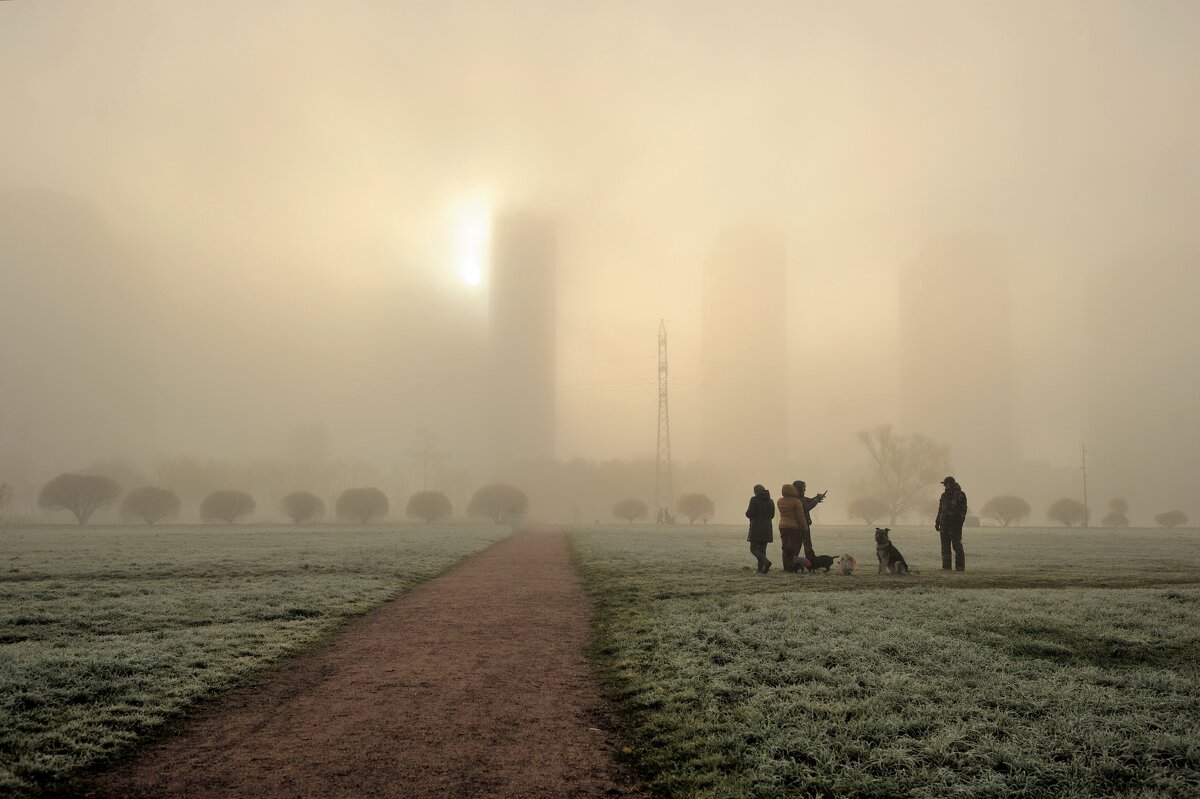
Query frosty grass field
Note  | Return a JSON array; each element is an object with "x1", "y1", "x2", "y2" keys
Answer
[
  {"x1": 0, "y1": 523, "x2": 508, "y2": 795},
  {"x1": 3, "y1": 522, "x2": 1198, "y2": 798},
  {"x1": 572, "y1": 525, "x2": 1200, "y2": 798}
]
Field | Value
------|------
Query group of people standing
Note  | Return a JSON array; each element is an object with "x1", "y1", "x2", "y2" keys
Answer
[
  {"x1": 745, "y1": 481, "x2": 825, "y2": 573},
  {"x1": 745, "y1": 476, "x2": 970, "y2": 573}
]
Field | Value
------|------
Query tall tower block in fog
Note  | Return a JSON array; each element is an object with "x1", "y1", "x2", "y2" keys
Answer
[
  {"x1": 1086, "y1": 253, "x2": 1200, "y2": 517},
  {"x1": 701, "y1": 231, "x2": 788, "y2": 479},
  {"x1": 899, "y1": 236, "x2": 1017, "y2": 494},
  {"x1": 488, "y1": 212, "x2": 557, "y2": 470}
]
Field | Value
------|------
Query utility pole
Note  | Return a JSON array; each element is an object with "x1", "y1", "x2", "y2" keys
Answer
[
  {"x1": 655, "y1": 320, "x2": 674, "y2": 523},
  {"x1": 1081, "y1": 442, "x2": 1090, "y2": 528}
]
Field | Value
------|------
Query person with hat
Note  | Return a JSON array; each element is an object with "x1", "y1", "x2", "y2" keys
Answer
[
  {"x1": 792, "y1": 480, "x2": 826, "y2": 562},
  {"x1": 935, "y1": 476, "x2": 968, "y2": 571},
  {"x1": 776, "y1": 483, "x2": 807, "y2": 572},
  {"x1": 745, "y1": 484, "x2": 775, "y2": 573}
]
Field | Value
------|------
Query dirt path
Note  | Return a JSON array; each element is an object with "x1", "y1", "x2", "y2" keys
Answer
[{"x1": 79, "y1": 529, "x2": 640, "y2": 798}]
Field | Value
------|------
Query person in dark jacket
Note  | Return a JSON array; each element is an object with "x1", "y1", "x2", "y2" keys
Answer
[
  {"x1": 935, "y1": 476, "x2": 968, "y2": 571},
  {"x1": 791, "y1": 480, "x2": 825, "y2": 562},
  {"x1": 745, "y1": 484, "x2": 775, "y2": 573}
]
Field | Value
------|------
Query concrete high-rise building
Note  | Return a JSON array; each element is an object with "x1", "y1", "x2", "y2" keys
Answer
[
  {"x1": 487, "y1": 212, "x2": 557, "y2": 471},
  {"x1": 899, "y1": 235, "x2": 1018, "y2": 497},
  {"x1": 701, "y1": 230, "x2": 788, "y2": 491},
  {"x1": 1086, "y1": 251, "x2": 1200, "y2": 521}
]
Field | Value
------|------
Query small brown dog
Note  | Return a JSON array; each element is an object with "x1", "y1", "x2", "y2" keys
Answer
[{"x1": 837, "y1": 553, "x2": 858, "y2": 575}]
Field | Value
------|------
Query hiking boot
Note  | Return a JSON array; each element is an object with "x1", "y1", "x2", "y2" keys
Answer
[{"x1": 763, "y1": 560, "x2": 772, "y2": 574}]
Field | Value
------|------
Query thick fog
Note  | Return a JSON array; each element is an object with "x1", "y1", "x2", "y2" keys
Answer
[{"x1": 2, "y1": 0, "x2": 1197, "y2": 524}]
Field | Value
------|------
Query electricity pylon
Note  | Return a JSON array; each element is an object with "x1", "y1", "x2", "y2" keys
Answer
[{"x1": 655, "y1": 320, "x2": 674, "y2": 521}]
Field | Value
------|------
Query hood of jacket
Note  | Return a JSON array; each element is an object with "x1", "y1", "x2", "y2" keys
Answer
[{"x1": 781, "y1": 483, "x2": 798, "y2": 498}]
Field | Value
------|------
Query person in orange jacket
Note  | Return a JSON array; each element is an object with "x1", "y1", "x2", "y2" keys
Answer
[{"x1": 776, "y1": 483, "x2": 808, "y2": 572}]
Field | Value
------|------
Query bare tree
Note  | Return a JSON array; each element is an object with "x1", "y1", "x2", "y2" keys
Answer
[
  {"x1": 406, "y1": 490, "x2": 452, "y2": 523},
  {"x1": 407, "y1": 428, "x2": 446, "y2": 491},
  {"x1": 1155, "y1": 510, "x2": 1188, "y2": 529},
  {"x1": 613, "y1": 498, "x2": 648, "y2": 524},
  {"x1": 1047, "y1": 497, "x2": 1088, "y2": 527},
  {"x1": 675, "y1": 493, "x2": 715, "y2": 524},
  {"x1": 856, "y1": 424, "x2": 950, "y2": 525},
  {"x1": 980, "y1": 495, "x2": 1032, "y2": 527},
  {"x1": 467, "y1": 483, "x2": 529, "y2": 523},
  {"x1": 912, "y1": 497, "x2": 940, "y2": 525},
  {"x1": 282, "y1": 491, "x2": 325, "y2": 524},
  {"x1": 200, "y1": 490, "x2": 256, "y2": 524},
  {"x1": 121, "y1": 486, "x2": 182, "y2": 525},
  {"x1": 335, "y1": 487, "x2": 389, "y2": 524},
  {"x1": 847, "y1": 496, "x2": 888, "y2": 526},
  {"x1": 1102, "y1": 497, "x2": 1130, "y2": 528},
  {"x1": 1100, "y1": 511, "x2": 1126, "y2": 528},
  {"x1": 38, "y1": 473, "x2": 121, "y2": 525}
]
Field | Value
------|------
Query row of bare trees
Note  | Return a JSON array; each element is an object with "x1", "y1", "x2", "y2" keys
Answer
[
  {"x1": 609, "y1": 493, "x2": 716, "y2": 524},
  {"x1": 847, "y1": 490, "x2": 1189, "y2": 529},
  {"x1": 1041, "y1": 497, "x2": 1187, "y2": 528},
  {"x1": 31, "y1": 472, "x2": 530, "y2": 526},
  {"x1": 395, "y1": 483, "x2": 529, "y2": 524}
]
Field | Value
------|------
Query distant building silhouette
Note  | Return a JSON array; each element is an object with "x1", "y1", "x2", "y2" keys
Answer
[
  {"x1": 701, "y1": 230, "x2": 788, "y2": 489},
  {"x1": 898, "y1": 235, "x2": 1018, "y2": 496},
  {"x1": 1086, "y1": 251, "x2": 1200, "y2": 520},
  {"x1": 488, "y1": 212, "x2": 557, "y2": 471}
]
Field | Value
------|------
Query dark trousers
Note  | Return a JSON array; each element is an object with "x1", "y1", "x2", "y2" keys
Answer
[
  {"x1": 779, "y1": 528, "x2": 801, "y2": 571},
  {"x1": 799, "y1": 529, "x2": 816, "y2": 561},
  {"x1": 750, "y1": 541, "x2": 769, "y2": 570},
  {"x1": 940, "y1": 522, "x2": 965, "y2": 570}
]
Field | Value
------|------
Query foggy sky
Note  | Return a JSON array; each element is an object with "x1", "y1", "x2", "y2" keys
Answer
[{"x1": 2, "y1": 1, "x2": 1198, "y2": 519}]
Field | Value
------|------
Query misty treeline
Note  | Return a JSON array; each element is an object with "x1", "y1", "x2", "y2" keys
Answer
[
  {"x1": 22, "y1": 469, "x2": 532, "y2": 528},
  {"x1": 0, "y1": 452, "x2": 690, "y2": 526},
  {"x1": 826, "y1": 424, "x2": 1188, "y2": 530},
  {"x1": 3, "y1": 420, "x2": 1188, "y2": 529}
]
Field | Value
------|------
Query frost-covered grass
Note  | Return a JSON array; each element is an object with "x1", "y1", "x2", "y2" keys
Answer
[
  {"x1": 573, "y1": 525, "x2": 1200, "y2": 798},
  {"x1": 0, "y1": 523, "x2": 507, "y2": 796}
]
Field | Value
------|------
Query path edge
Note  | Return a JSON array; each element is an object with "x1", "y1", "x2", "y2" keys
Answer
[{"x1": 52, "y1": 527, "x2": 516, "y2": 799}]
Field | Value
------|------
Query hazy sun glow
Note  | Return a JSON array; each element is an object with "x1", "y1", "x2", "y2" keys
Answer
[{"x1": 452, "y1": 196, "x2": 491, "y2": 286}]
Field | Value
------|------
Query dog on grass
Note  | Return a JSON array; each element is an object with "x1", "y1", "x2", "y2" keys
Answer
[
  {"x1": 795, "y1": 555, "x2": 836, "y2": 574},
  {"x1": 806, "y1": 555, "x2": 836, "y2": 573},
  {"x1": 874, "y1": 528, "x2": 910, "y2": 575},
  {"x1": 837, "y1": 553, "x2": 858, "y2": 575}
]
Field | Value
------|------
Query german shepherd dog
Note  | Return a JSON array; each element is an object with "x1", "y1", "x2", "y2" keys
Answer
[
  {"x1": 837, "y1": 553, "x2": 858, "y2": 575},
  {"x1": 874, "y1": 528, "x2": 910, "y2": 575}
]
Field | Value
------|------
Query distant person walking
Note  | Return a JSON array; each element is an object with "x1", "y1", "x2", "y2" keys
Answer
[
  {"x1": 776, "y1": 483, "x2": 808, "y2": 572},
  {"x1": 936, "y1": 476, "x2": 968, "y2": 571},
  {"x1": 746, "y1": 484, "x2": 775, "y2": 573},
  {"x1": 792, "y1": 480, "x2": 826, "y2": 562}
]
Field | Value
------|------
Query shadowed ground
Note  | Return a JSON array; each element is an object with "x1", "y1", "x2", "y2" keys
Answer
[{"x1": 77, "y1": 529, "x2": 640, "y2": 798}]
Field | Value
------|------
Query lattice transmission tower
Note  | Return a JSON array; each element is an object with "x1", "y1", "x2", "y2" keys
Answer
[{"x1": 655, "y1": 319, "x2": 674, "y2": 520}]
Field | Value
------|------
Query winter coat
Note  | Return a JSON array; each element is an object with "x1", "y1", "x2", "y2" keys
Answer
[
  {"x1": 792, "y1": 481, "x2": 820, "y2": 527},
  {"x1": 936, "y1": 484, "x2": 968, "y2": 527},
  {"x1": 776, "y1": 484, "x2": 809, "y2": 532},
  {"x1": 745, "y1": 488, "x2": 775, "y2": 542}
]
